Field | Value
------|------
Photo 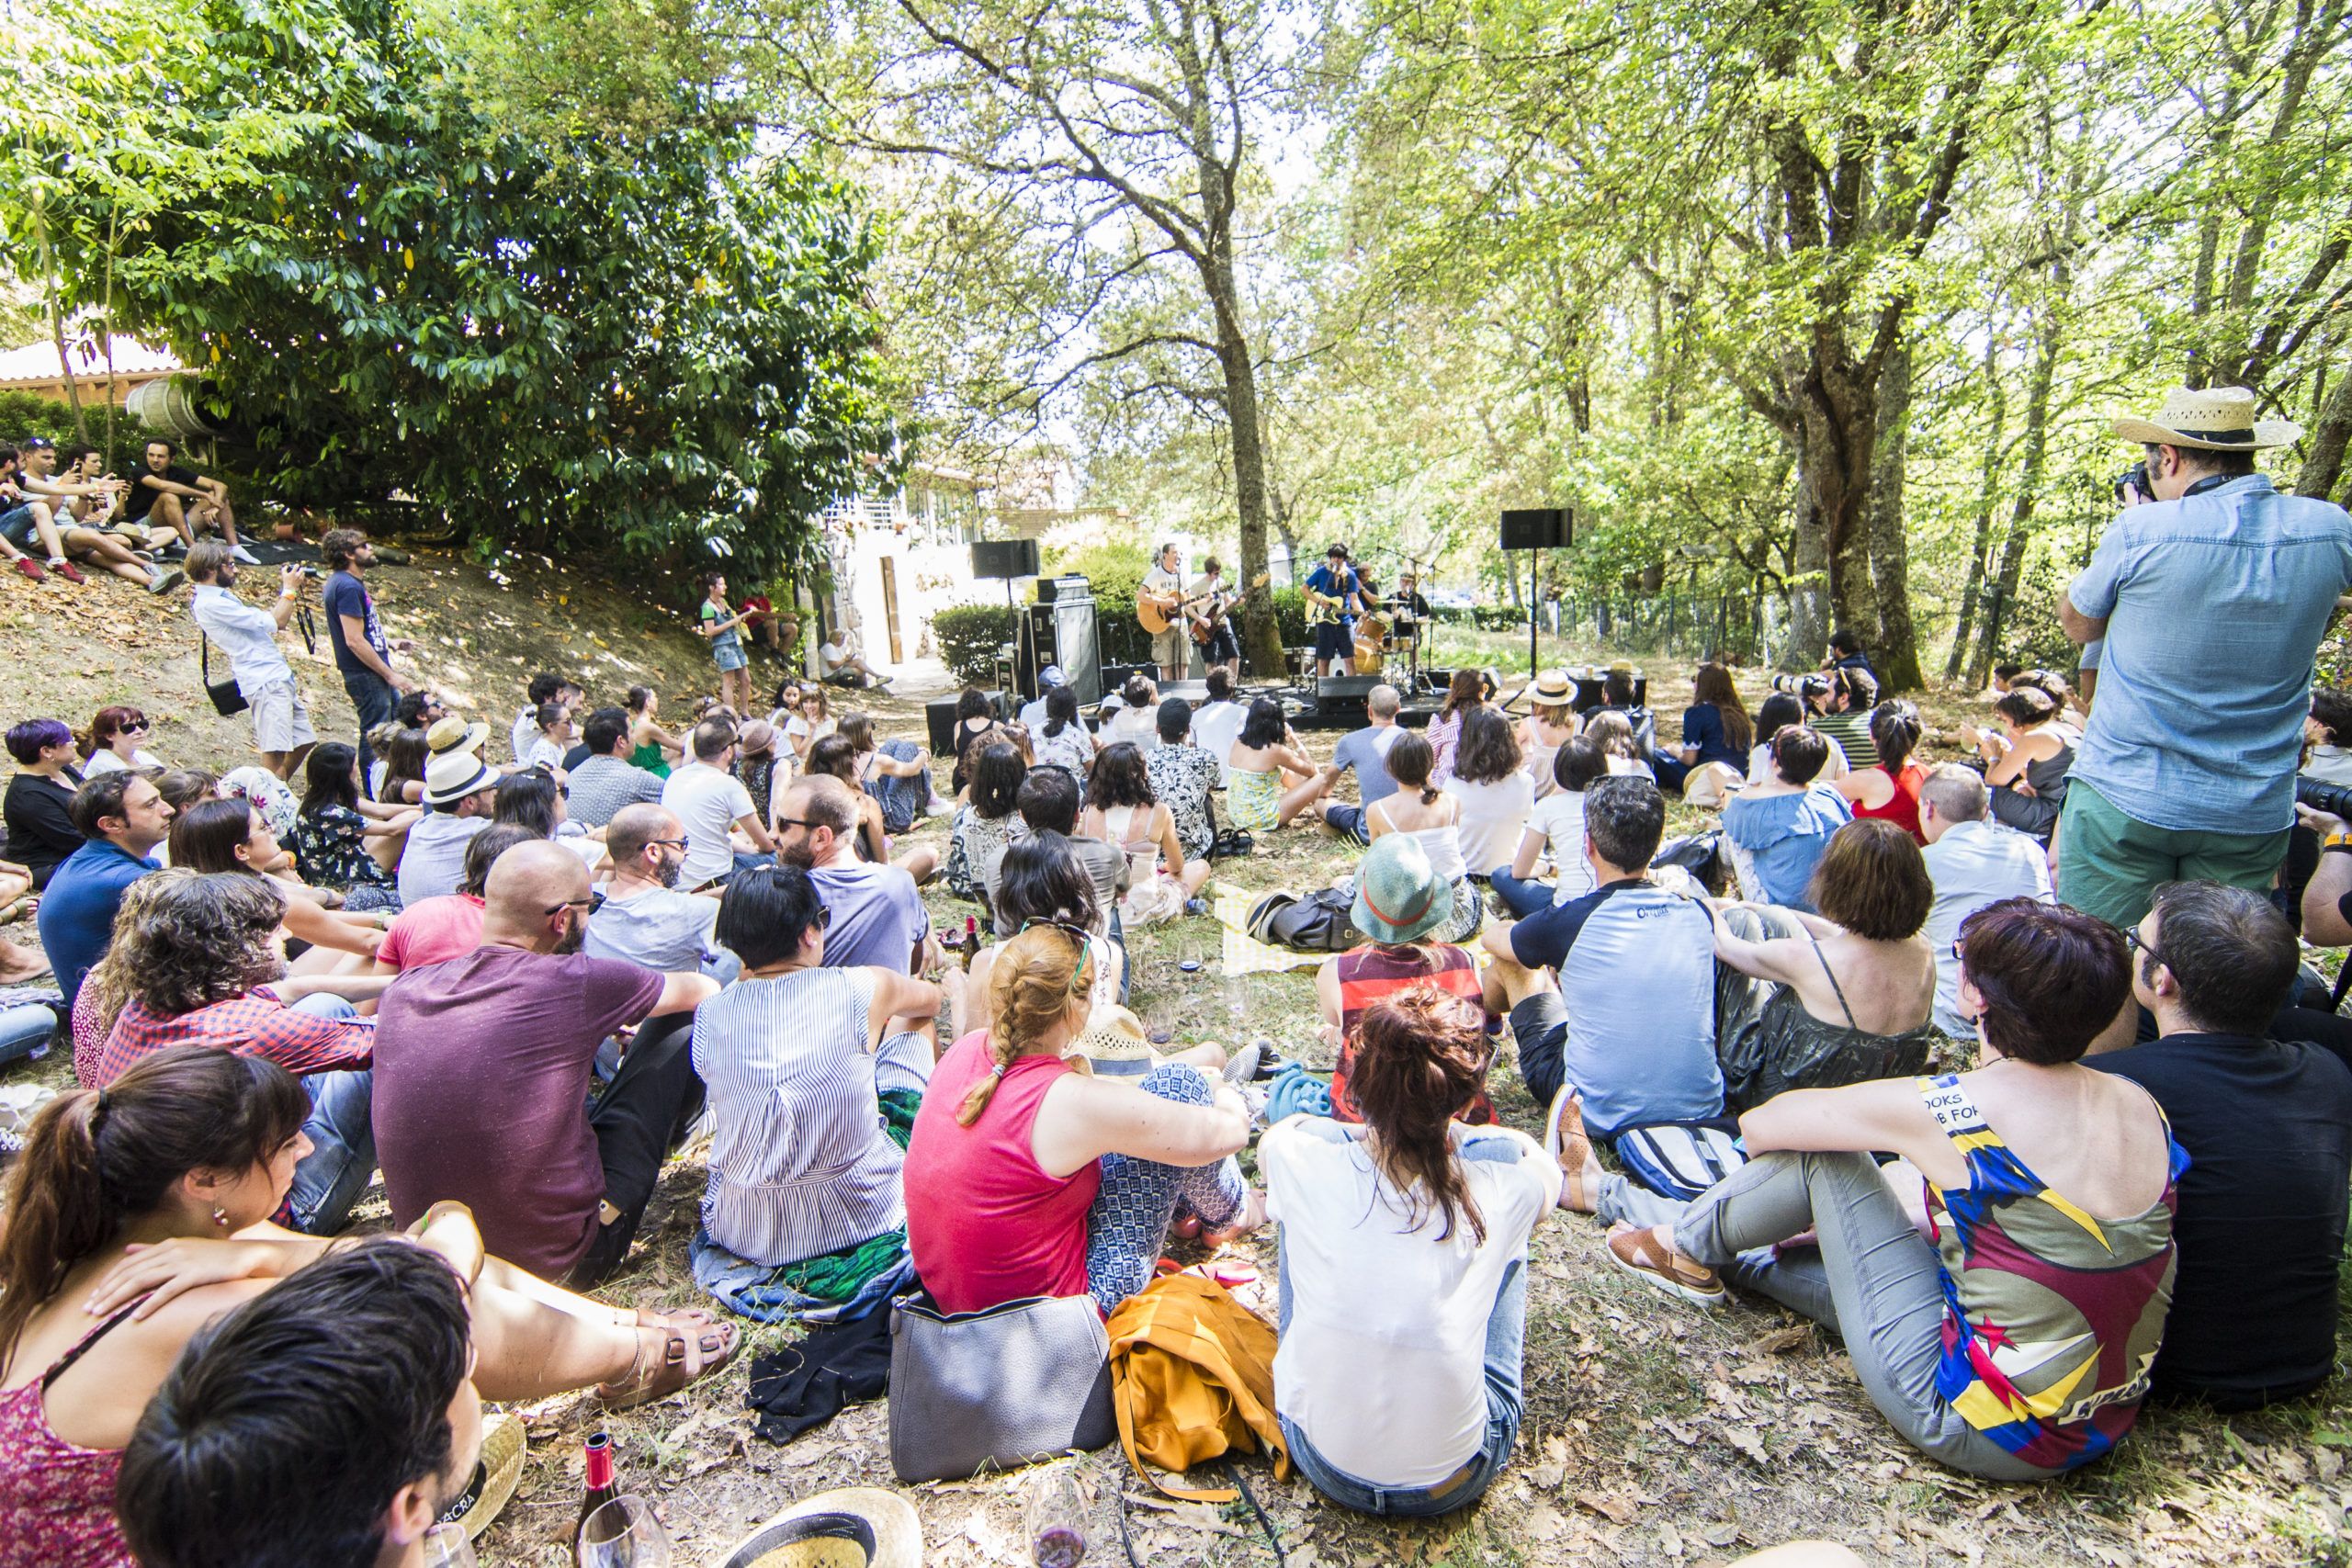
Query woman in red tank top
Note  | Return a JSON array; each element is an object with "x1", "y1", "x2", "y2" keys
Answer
[
  {"x1": 1835, "y1": 700, "x2": 1928, "y2": 843},
  {"x1": 906, "y1": 922, "x2": 1261, "y2": 1315}
]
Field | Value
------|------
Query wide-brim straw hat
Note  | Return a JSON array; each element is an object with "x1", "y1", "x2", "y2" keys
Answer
[
  {"x1": 1531, "y1": 669, "x2": 1574, "y2": 703},
  {"x1": 2113, "y1": 385, "x2": 2301, "y2": 450},
  {"x1": 1069, "y1": 1004, "x2": 1156, "y2": 1077},
  {"x1": 1351, "y1": 832, "x2": 1453, "y2": 945},
  {"x1": 422, "y1": 750, "x2": 501, "y2": 806},
  {"x1": 714, "y1": 1486, "x2": 922, "y2": 1568},
  {"x1": 438, "y1": 1412, "x2": 524, "y2": 1540},
  {"x1": 425, "y1": 716, "x2": 491, "y2": 756}
]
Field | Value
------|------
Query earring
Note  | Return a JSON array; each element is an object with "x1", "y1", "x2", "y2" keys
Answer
[{"x1": 211, "y1": 1205, "x2": 229, "y2": 1228}]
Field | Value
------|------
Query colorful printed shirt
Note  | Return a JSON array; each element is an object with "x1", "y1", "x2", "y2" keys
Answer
[{"x1": 1919, "y1": 1074, "x2": 2184, "y2": 1471}]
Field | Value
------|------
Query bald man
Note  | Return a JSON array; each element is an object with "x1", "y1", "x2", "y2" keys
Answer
[
  {"x1": 585, "y1": 804, "x2": 729, "y2": 976},
  {"x1": 372, "y1": 840, "x2": 718, "y2": 1284}
]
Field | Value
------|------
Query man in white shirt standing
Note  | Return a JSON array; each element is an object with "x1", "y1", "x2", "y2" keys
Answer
[
  {"x1": 187, "y1": 540, "x2": 318, "y2": 780},
  {"x1": 1140, "y1": 541, "x2": 1189, "y2": 682},
  {"x1": 661, "y1": 717, "x2": 779, "y2": 888},
  {"x1": 1918, "y1": 762, "x2": 2053, "y2": 1040}
]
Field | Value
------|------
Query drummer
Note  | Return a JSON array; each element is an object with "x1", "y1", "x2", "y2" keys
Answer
[{"x1": 1394, "y1": 572, "x2": 1431, "y2": 623}]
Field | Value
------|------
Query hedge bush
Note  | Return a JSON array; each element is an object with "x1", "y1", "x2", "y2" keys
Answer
[{"x1": 931, "y1": 602, "x2": 1016, "y2": 686}]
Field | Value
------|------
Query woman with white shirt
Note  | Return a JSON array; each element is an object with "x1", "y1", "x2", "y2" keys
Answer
[
  {"x1": 1102, "y1": 672, "x2": 1163, "y2": 752},
  {"x1": 1492, "y1": 737, "x2": 1608, "y2": 918},
  {"x1": 784, "y1": 684, "x2": 838, "y2": 767},
  {"x1": 523, "y1": 701, "x2": 573, "y2": 776},
  {"x1": 1444, "y1": 707, "x2": 1534, "y2": 879},
  {"x1": 81, "y1": 705, "x2": 164, "y2": 775},
  {"x1": 1364, "y1": 731, "x2": 1481, "y2": 942},
  {"x1": 1516, "y1": 671, "x2": 1579, "y2": 799}
]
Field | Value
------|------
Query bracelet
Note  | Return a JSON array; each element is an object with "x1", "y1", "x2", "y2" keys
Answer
[{"x1": 2324, "y1": 833, "x2": 2352, "y2": 853}]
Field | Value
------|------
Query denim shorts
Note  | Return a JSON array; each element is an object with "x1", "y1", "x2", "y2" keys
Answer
[
  {"x1": 0, "y1": 505, "x2": 40, "y2": 549},
  {"x1": 714, "y1": 641, "x2": 749, "y2": 672}
]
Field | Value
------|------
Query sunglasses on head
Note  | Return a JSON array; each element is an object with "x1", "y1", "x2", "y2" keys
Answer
[{"x1": 1020, "y1": 917, "x2": 1096, "y2": 995}]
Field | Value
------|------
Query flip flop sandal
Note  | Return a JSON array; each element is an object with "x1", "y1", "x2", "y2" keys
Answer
[{"x1": 597, "y1": 1319, "x2": 741, "y2": 1411}]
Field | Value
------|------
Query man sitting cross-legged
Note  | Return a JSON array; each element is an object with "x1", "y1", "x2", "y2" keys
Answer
[
  {"x1": 1315, "y1": 682, "x2": 1407, "y2": 845},
  {"x1": 372, "y1": 840, "x2": 718, "y2": 1286},
  {"x1": 127, "y1": 437, "x2": 254, "y2": 560},
  {"x1": 2088, "y1": 881, "x2": 2352, "y2": 1411},
  {"x1": 1480, "y1": 774, "x2": 1722, "y2": 1140},
  {"x1": 587, "y1": 803, "x2": 729, "y2": 978}
]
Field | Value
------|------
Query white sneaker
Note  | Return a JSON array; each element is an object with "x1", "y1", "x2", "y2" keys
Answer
[{"x1": 229, "y1": 543, "x2": 261, "y2": 565}]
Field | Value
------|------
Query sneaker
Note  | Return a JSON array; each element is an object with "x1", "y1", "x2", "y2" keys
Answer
[
  {"x1": 1250, "y1": 1041, "x2": 1286, "y2": 1081},
  {"x1": 1605, "y1": 1224, "x2": 1725, "y2": 1307},
  {"x1": 229, "y1": 543, "x2": 261, "y2": 565},
  {"x1": 161, "y1": 541, "x2": 187, "y2": 558},
  {"x1": 147, "y1": 566, "x2": 187, "y2": 595},
  {"x1": 13, "y1": 558, "x2": 44, "y2": 581},
  {"x1": 48, "y1": 558, "x2": 85, "y2": 585},
  {"x1": 1222, "y1": 1041, "x2": 1262, "y2": 1088},
  {"x1": 1184, "y1": 897, "x2": 1209, "y2": 917}
]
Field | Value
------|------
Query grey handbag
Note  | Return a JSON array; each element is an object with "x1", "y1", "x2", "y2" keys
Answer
[{"x1": 888, "y1": 1291, "x2": 1118, "y2": 1482}]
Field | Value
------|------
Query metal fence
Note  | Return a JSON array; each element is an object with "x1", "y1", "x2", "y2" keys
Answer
[{"x1": 1442, "y1": 592, "x2": 1790, "y2": 667}]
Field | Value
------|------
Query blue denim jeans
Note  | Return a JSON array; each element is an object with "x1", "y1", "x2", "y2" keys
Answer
[
  {"x1": 282, "y1": 995, "x2": 376, "y2": 1235},
  {"x1": 1272, "y1": 1134, "x2": 1532, "y2": 1517},
  {"x1": 0, "y1": 1003, "x2": 56, "y2": 1068},
  {"x1": 343, "y1": 669, "x2": 397, "y2": 791},
  {"x1": 1487, "y1": 867, "x2": 1556, "y2": 919},
  {"x1": 1321, "y1": 803, "x2": 1370, "y2": 845}
]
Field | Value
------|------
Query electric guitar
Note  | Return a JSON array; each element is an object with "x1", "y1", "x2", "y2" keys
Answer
[
  {"x1": 1303, "y1": 570, "x2": 1361, "y2": 627},
  {"x1": 1187, "y1": 573, "x2": 1271, "y2": 645}
]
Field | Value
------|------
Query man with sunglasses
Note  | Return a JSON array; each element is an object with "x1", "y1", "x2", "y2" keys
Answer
[
  {"x1": 585, "y1": 804, "x2": 731, "y2": 979},
  {"x1": 374, "y1": 840, "x2": 718, "y2": 1286},
  {"x1": 771, "y1": 774, "x2": 934, "y2": 976}
]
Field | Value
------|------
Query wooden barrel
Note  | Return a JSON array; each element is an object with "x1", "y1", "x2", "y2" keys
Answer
[{"x1": 123, "y1": 376, "x2": 219, "y2": 438}]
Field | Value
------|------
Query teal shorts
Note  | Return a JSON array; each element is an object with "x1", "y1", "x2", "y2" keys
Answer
[{"x1": 2055, "y1": 781, "x2": 2288, "y2": 931}]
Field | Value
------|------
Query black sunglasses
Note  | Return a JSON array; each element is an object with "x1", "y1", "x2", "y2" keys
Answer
[{"x1": 543, "y1": 892, "x2": 602, "y2": 916}]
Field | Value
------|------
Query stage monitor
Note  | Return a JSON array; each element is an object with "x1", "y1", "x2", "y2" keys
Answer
[
  {"x1": 1499, "y1": 507, "x2": 1573, "y2": 551},
  {"x1": 971, "y1": 538, "x2": 1042, "y2": 580}
]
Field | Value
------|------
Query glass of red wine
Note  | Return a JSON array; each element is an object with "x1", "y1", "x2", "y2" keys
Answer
[
  {"x1": 1023, "y1": 1463, "x2": 1089, "y2": 1567},
  {"x1": 576, "y1": 1495, "x2": 673, "y2": 1568}
]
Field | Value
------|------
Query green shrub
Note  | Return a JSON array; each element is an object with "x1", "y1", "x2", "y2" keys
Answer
[{"x1": 931, "y1": 602, "x2": 1015, "y2": 685}]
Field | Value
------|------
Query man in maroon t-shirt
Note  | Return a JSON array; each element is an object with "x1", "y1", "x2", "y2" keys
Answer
[{"x1": 372, "y1": 840, "x2": 717, "y2": 1283}]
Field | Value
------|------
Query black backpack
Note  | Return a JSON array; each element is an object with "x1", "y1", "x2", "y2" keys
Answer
[{"x1": 1245, "y1": 887, "x2": 1361, "y2": 953}]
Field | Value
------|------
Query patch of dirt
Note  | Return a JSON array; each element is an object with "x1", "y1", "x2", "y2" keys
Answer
[{"x1": 4, "y1": 576, "x2": 2344, "y2": 1567}]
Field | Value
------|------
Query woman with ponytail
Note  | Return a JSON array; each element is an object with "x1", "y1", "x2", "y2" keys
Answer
[
  {"x1": 1261, "y1": 988, "x2": 1560, "y2": 1517},
  {"x1": 0, "y1": 1046, "x2": 738, "y2": 1565},
  {"x1": 905, "y1": 921, "x2": 1261, "y2": 1315}
]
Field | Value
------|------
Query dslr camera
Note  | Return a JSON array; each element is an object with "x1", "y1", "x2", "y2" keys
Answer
[
  {"x1": 2297, "y1": 775, "x2": 2352, "y2": 821},
  {"x1": 2113, "y1": 461, "x2": 2153, "y2": 503},
  {"x1": 1770, "y1": 672, "x2": 1831, "y2": 701}
]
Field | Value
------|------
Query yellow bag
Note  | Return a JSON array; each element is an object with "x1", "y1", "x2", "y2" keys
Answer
[{"x1": 1103, "y1": 1271, "x2": 1288, "y2": 1501}]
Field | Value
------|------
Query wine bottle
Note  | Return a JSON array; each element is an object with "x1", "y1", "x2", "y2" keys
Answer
[
  {"x1": 574, "y1": 1432, "x2": 618, "y2": 1552},
  {"x1": 960, "y1": 915, "x2": 979, "y2": 970}
]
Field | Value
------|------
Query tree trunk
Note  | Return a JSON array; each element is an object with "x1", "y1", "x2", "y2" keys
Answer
[
  {"x1": 2301, "y1": 357, "x2": 2352, "y2": 503},
  {"x1": 29, "y1": 200, "x2": 90, "y2": 446},
  {"x1": 1206, "y1": 273, "x2": 1282, "y2": 676},
  {"x1": 1867, "y1": 344, "x2": 1924, "y2": 692},
  {"x1": 1970, "y1": 311, "x2": 2059, "y2": 686},
  {"x1": 1945, "y1": 335, "x2": 2007, "y2": 680}
]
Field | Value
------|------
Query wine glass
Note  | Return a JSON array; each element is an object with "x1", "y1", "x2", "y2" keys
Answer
[
  {"x1": 421, "y1": 1523, "x2": 481, "y2": 1568},
  {"x1": 576, "y1": 1495, "x2": 673, "y2": 1568},
  {"x1": 1023, "y1": 1463, "x2": 1089, "y2": 1568}
]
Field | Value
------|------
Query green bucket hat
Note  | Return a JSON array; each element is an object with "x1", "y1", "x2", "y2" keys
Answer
[{"x1": 1351, "y1": 832, "x2": 1453, "y2": 944}]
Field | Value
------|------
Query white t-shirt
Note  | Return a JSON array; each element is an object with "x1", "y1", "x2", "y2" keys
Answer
[
  {"x1": 1188, "y1": 700, "x2": 1248, "y2": 786},
  {"x1": 524, "y1": 736, "x2": 567, "y2": 773},
  {"x1": 1102, "y1": 704, "x2": 1160, "y2": 752},
  {"x1": 1262, "y1": 1117, "x2": 1555, "y2": 1487},
  {"x1": 1521, "y1": 789, "x2": 1598, "y2": 899},
  {"x1": 84, "y1": 748, "x2": 163, "y2": 777},
  {"x1": 1442, "y1": 772, "x2": 1534, "y2": 879},
  {"x1": 510, "y1": 707, "x2": 539, "y2": 764},
  {"x1": 662, "y1": 761, "x2": 757, "y2": 886}
]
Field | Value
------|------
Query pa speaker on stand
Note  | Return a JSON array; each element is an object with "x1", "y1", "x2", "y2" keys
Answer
[{"x1": 1499, "y1": 506, "x2": 1573, "y2": 677}]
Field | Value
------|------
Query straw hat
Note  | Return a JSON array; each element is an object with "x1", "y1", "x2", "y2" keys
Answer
[
  {"x1": 425, "y1": 715, "x2": 491, "y2": 756},
  {"x1": 739, "y1": 719, "x2": 778, "y2": 756},
  {"x1": 714, "y1": 1486, "x2": 922, "y2": 1568},
  {"x1": 436, "y1": 1412, "x2": 524, "y2": 1540},
  {"x1": 2112, "y1": 385, "x2": 2301, "y2": 451},
  {"x1": 422, "y1": 750, "x2": 501, "y2": 807},
  {"x1": 1530, "y1": 669, "x2": 1574, "y2": 703},
  {"x1": 1069, "y1": 1004, "x2": 1156, "y2": 1078},
  {"x1": 1350, "y1": 833, "x2": 1453, "y2": 945}
]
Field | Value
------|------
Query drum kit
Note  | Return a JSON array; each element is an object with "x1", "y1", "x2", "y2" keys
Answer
[{"x1": 1351, "y1": 598, "x2": 1420, "y2": 680}]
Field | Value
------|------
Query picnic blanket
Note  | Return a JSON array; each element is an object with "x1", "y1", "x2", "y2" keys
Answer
[{"x1": 1210, "y1": 881, "x2": 1325, "y2": 974}]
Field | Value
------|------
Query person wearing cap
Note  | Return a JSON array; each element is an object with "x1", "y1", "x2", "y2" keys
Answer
[
  {"x1": 1304, "y1": 543, "x2": 1363, "y2": 679},
  {"x1": 395, "y1": 749, "x2": 502, "y2": 908},
  {"x1": 186, "y1": 540, "x2": 317, "y2": 780},
  {"x1": 2057, "y1": 386, "x2": 2352, "y2": 930},
  {"x1": 1017, "y1": 663, "x2": 1067, "y2": 731}
]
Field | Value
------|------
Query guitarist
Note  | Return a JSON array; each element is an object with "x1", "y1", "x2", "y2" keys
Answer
[
  {"x1": 1303, "y1": 542, "x2": 1363, "y2": 679},
  {"x1": 1140, "y1": 540, "x2": 1190, "y2": 681},
  {"x1": 1185, "y1": 555, "x2": 1247, "y2": 684}
]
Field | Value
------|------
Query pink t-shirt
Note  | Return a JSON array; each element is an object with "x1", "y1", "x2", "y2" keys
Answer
[
  {"x1": 904, "y1": 1032, "x2": 1099, "y2": 1314},
  {"x1": 379, "y1": 894, "x2": 484, "y2": 971}
]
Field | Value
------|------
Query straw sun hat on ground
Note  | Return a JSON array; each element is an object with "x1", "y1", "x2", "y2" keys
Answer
[
  {"x1": 436, "y1": 1412, "x2": 524, "y2": 1540},
  {"x1": 2112, "y1": 385, "x2": 2302, "y2": 451},
  {"x1": 1069, "y1": 1004, "x2": 1157, "y2": 1078},
  {"x1": 715, "y1": 1486, "x2": 923, "y2": 1568}
]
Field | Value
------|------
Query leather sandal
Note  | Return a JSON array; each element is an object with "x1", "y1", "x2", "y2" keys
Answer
[
  {"x1": 1544, "y1": 1090, "x2": 1598, "y2": 1213},
  {"x1": 597, "y1": 1319, "x2": 741, "y2": 1411},
  {"x1": 1605, "y1": 1224, "x2": 1726, "y2": 1308}
]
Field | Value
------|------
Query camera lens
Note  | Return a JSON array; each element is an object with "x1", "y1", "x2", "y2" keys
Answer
[{"x1": 2298, "y1": 776, "x2": 2352, "y2": 820}]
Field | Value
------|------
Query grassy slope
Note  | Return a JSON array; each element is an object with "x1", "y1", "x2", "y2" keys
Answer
[{"x1": 2, "y1": 566, "x2": 2346, "y2": 1567}]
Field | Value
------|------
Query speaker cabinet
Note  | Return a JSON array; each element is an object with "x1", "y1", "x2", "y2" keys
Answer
[
  {"x1": 1499, "y1": 507, "x2": 1573, "y2": 551},
  {"x1": 1017, "y1": 598, "x2": 1101, "y2": 705},
  {"x1": 927, "y1": 690, "x2": 1008, "y2": 754},
  {"x1": 971, "y1": 537, "x2": 1041, "y2": 580}
]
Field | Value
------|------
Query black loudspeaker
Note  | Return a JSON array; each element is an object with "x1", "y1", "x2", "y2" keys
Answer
[
  {"x1": 1315, "y1": 675, "x2": 1385, "y2": 705},
  {"x1": 971, "y1": 538, "x2": 1041, "y2": 580},
  {"x1": 927, "y1": 691, "x2": 1008, "y2": 755},
  {"x1": 1100, "y1": 662, "x2": 1154, "y2": 699},
  {"x1": 1499, "y1": 507, "x2": 1572, "y2": 551},
  {"x1": 1019, "y1": 598, "x2": 1102, "y2": 705}
]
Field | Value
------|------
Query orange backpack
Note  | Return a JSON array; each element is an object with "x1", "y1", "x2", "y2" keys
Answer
[{"x1": 1102, "y1": 1271, "x2": 1288, "y2": 1501}]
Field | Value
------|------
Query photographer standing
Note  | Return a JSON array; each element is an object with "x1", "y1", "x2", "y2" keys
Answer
[
  {"x1": 187, "y1": 541, "x2": 318, "y2": 780},
  {"x1": 2057, "y1": 387, "x2": 2352, "y2": 930}
]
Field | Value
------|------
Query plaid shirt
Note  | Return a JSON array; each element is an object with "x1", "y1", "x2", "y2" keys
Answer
[{"x1": 96, "y1": 986, "x2": 375, "y2": 1087}]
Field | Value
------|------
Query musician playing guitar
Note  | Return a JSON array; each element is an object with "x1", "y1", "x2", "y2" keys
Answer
[
  {"x1": 1183, "y1": 556, "x2": 1257, "y2": 684},
  {"x1": 1137, "y1": 541, "x2": 1192, "y2": 679},
  {"x1": 1303, "y1": 541, "x2": 1363, "y2": 678}
]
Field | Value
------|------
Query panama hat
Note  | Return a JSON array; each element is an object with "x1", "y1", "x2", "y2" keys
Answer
[
  {"x1": 425, "y1": 715, "x2": 491, "y2": 757},
  {"x1": 435, "y1": 1412, "x2": 524, "y2": 1540},
  {"x1": 1069, "y1": 1004, "x2": 1157, "y2": 1078},
  {"x1": 715, "y1": 1486, "x2": 922, "y2": 1568},
  {"x1": 739, "y1": 719, "x2": 779, "y2": 756},
  {"x1": 1351, "y1": 832, "x2": 1454, "y2": 945},
  {"x1": 1530, "y1": 669, "x2": 1575, "y2": 703},
  {"x1": 2113, "y1": 385, "x2": 2301, "y2": 451},
  {"x1": 422, "y1": 750, "x2": 500, "y2": 807}
]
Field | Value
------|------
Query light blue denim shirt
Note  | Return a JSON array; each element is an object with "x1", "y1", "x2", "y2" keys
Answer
[{"x1": 2067, "y1": 475, "x2": 2352, "y2": 834}]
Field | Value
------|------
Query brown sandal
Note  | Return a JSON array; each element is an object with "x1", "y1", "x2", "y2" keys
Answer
[
  {"x1": 1544, "y1": 1090, "x2": 1599, "y2": 1213},
  {"x1": 597, "y1": 1319, "x2": 741, "y2": 1411}
]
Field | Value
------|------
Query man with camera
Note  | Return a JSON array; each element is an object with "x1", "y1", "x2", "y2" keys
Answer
[
  {"x1": 2056, "y1": 387, "x2": 2352, "y2": 931},
  {"x1": 187, "y1": 538, "x2": 319, "y2": 779}
]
